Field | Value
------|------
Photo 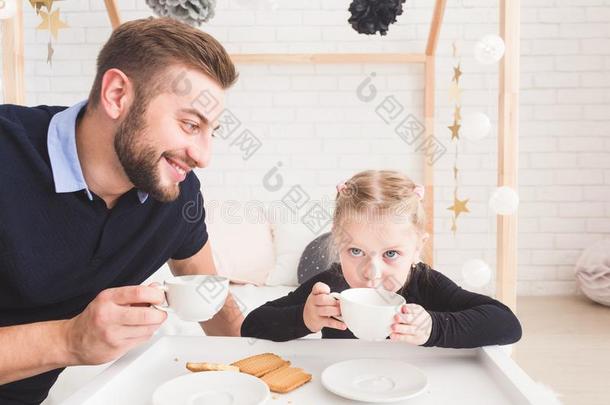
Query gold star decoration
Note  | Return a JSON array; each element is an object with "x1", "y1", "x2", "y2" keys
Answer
[
  {"x1": 452, "y1": 64, "x2": 462, "y2": 84},
  {"x1": 448, "y1": 40, "x2": 468, "y2": 235},
  {"x1": 36, "y1": 8, "x2": 69, "y2": 40},
  {"x1": 47, "y1": 41, "x2": 54, "y2": 65},
  {"x1": 447, "y1": 196, "x2": 470, "y2": 219},
  {"x1": 453, "y1": 105, "x2": 462, "y2": 122},
  {"x1": 29, "y1": 0, "x2": 45, "y2": 14},
  {"x1": 29, "y1": 0, "x2": 62, "y2": 14},
  {"x1": 448, "y1": 82, "x2": 462, "y2": 103},
  {"x1": 448, "y1": 120, "x2": 460, "y2": 140}
]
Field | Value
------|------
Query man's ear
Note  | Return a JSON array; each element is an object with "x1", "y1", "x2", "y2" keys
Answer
[{"x1": 99, "y1": 68, "x2": 132, "y2": 120}]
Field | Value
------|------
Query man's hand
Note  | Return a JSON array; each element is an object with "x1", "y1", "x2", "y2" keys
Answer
[
  {"x1": 63, "y1": 284, "x2": 168, "y2": 365},
  {"x1": 303, "y1": 282, "x2": 346, "y2": 333}
]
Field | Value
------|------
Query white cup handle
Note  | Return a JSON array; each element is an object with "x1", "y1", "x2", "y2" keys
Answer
[
  {"x1": 329, "y1": 292, "x2": 344, "y2": 322},
  {"x1": 152, "y1": 284, "x2": 173, "y2": 313}
]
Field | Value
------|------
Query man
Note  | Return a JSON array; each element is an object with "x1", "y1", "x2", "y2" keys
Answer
[{"x1": 0, "y1": 17, "x2": 242, "y2": 404}]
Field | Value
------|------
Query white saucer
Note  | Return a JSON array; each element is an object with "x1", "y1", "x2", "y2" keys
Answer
[
  {"x1": 321, "y1": 359, "x2": 428, "y2": 403},
  {"x1": 152, "y1": 371, "x2": 269, "y2": 405}
]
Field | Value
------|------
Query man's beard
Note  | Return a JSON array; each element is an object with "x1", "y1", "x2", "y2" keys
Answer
[{"x1": 114, "y1": 103, "x2": 180, "y2": 203}]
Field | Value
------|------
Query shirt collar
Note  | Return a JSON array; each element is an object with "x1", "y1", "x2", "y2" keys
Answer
[{"x1": 47, "y1": 100, "x2": 148, "y2": 204}]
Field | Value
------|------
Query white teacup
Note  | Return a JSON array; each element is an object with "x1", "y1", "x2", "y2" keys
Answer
[
  {"x1": 330, "y1": 288, "x2": 406, "y2": 341},
  {"x1": 154, "y1": 275, "x2": 229, "y2": 321}
]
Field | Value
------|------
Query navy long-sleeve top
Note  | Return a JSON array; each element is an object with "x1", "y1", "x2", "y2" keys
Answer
[{"x1": 241, "y1": 263, "x2": 522, "y2": 348}]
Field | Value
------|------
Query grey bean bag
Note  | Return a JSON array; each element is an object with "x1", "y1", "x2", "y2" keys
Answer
[{"x1": 297, "y1": 232, "x2": 338, "y2": 285}]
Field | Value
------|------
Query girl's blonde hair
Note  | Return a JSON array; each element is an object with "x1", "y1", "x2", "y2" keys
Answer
[{"x1": 331, "y1": 170, "x2": 426, "y2": 253}]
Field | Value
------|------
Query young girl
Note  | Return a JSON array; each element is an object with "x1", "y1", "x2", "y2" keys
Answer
[{"x1": 241, "y1": 170, "x2": 522, "y2": 348}]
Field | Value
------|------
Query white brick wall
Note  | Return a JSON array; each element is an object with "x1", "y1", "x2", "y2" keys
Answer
[{"x1": 6, "y1": 0, "x2": 610, "y2": 296}]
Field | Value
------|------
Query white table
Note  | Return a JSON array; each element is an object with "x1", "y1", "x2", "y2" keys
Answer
[{"x1": 62, "y1": 336, "x2": 549, "y2": 404}]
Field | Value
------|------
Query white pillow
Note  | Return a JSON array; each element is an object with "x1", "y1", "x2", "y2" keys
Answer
[
  {"x1": 266, "y1": 218, "x2": 331, "y2": 286},
  {"x1": 206, "y1": 203, "x2": 275, "y2": 286},
  {"x1": 575, "y1": 239, "x2": 610, "y2": 306}
]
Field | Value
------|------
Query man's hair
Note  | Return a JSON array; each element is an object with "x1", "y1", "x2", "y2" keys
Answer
[{"x1": 88, "y1": 17, "x2": 238, "y2": 108}]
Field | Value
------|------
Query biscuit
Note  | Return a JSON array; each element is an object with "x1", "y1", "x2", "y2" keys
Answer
[
  {"x1": 230, "y1": 353, "x2": 290, "y2": 377},
  {"x1": 186, "y1": 362, "x2": 240, "y2": 372},
  {"x1": 260, "y1": 366, "x2": 312, "y2": 393}
]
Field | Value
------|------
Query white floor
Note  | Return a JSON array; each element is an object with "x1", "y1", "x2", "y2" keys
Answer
[{"x1": 514, "y1": 295, "x2": 610, "y2": 405}]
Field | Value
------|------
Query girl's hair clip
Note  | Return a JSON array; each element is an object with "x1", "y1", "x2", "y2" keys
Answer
[
  {"x1": 336, "y1": 180, "x2": 348, "y2": 193},
  {"x1": 413, "y1": 184, "x2": 425, "y2": 201}
]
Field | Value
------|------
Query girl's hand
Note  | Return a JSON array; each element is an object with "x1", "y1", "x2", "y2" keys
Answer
[
  {"x1": 390, "y1": 304, "x2": 432, "y2": 345},
  {"x1": 303, "y1": 282, "x2": 347, "y2": 333}
]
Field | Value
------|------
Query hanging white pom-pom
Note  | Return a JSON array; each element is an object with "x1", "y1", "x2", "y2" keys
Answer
[
  {"x1": 462, "y1": 259, "x2": 492, "y2": 288},
  {"x1": 0, "y1": 0, "x2": 17, "y2": 20},
  {"x1": 460, "y1": 112, "x2": 491, "y2": 141},
  {"x1": 146, "y1": 0, "x2": 216, "y2": 26},
  {"x1": 489, "y1": 186, "x2": 519, "y2": 215},
  {"x1": 474, "y1": 34, "x2": 505, "y2": 65}
]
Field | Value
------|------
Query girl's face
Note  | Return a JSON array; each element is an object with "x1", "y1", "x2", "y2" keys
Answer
[{"x1": 336, "y1": 214, "x2": 425, "y2": 292}]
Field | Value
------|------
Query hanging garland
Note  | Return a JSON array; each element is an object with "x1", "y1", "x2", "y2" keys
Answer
[
  {"x1": 446, "y1": 41, "x2": 470, "y2": 234},
  {"x1": 455, "y1": 33, "x2": 515, "y2": 292},
  {"x1": 146, "y1": 0, "x2": 216, "y2": 26},
  {"x1": 347, "y1": 0, "x2": 407, "y2": 36},
  {"x1": 30, "y1": 0, "x2": 69, "y2": 66}
]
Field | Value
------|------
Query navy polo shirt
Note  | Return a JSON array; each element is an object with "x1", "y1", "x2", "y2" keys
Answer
[{"x1": 0, "y1": 102, "x2": 208, "y2": 404}]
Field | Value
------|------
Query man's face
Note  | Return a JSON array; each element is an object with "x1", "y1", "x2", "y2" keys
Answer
[{"x1": 114, "y1": 67, "x2": 225, "y2": 202}]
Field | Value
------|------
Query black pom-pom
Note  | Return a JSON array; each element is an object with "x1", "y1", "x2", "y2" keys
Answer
[{"x1": 348, "y1": 0, "x2": 407, "y2": 36}]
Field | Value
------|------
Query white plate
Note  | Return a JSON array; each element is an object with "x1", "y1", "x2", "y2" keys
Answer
[
  {"x1": 152, "y1": 371, "x2": 270, "y2": 405},
  {"x1": 321, "y1": 359, "x2": 428, "y2": 403}
]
